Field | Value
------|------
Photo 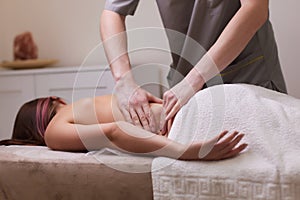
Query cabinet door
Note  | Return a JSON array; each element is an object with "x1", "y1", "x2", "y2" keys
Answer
[
  {"x1": 0, "y1": 75, "x2": 35, "y2": 140},
  {"x1": 35, "y1": 70, "x2": 115, "y2": 102}
]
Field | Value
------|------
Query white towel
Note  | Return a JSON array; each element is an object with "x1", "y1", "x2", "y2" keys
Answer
[{"x1": 152, "y1": 84, "x2": 300, "y2": 200}]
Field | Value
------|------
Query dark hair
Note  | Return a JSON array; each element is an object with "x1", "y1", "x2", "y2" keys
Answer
[{"x1": 0, "y1": 97, "x2": 64, "y2": 146}]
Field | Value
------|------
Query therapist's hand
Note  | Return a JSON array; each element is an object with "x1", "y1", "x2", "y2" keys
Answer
[
  {"x1": 160, "y1": 75, "x2": 204, "y2": 135},
  {"x1": 160, "y1": 65, "x2": 207, "y2": 134},
  {"x1": 114, "y1": 74, "x2": 162, "y2": 132},
  {"x1": 163, "y1": 78, "x2": 197, "y2": 118}
]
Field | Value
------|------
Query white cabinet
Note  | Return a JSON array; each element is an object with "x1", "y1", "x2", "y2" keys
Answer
[
  {"x1": 35, "y1": 69, "x2": 115, "y2": 102},
  {"x1": 0, "y1": 66, "x2": 115, "y2": 140},
  {"x1": 0, "y1": 75, "x2": 35, "y2": 139},
  {"x1": 0, "y1": 65, "x2": 162, "y2": 140}
]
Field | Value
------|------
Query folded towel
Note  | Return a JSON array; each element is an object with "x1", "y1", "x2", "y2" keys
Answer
[{"x1": 152, "y1": 84, "x2": 300, "y2": 200}]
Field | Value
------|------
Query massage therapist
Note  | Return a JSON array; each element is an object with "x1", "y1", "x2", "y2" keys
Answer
[{"x1": 100, "y1": 0, "x2": 286, "y2": 133}]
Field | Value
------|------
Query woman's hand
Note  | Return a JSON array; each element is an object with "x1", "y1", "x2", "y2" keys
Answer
[{"x1": 181, "y1": 131, "x2": 248, "y2": 161}]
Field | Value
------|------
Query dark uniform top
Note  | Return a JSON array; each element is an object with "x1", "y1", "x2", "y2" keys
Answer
[{"x1": 105, "y1": 0, "x2": 287, "y2": 93}]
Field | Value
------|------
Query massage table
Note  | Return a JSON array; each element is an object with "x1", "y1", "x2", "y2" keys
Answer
[
  {"x1": 1, "y1": 144, "x2": 299, "y2": 200},
  {"x1": 0, "y1": 146, "x2": 153, "y2": 200},
  {"x1": 1, "y1": 84, "x2": 300, "y2": 200}
]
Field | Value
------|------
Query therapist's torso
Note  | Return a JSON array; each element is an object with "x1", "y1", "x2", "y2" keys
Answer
[{"x1": 105, "y1": 0, "x2": 287, "y2": 93}]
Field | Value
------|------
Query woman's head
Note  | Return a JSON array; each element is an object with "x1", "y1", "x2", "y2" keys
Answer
[{"x1": 0, "y1": 96, "x2": 66, "y2": 146}]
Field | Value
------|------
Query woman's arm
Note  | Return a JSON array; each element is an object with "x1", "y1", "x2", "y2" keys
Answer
[
  {"x1": 45, "y1": 121, "x2": 247, "y2": 160},
  {"x1": 111, "y1": 122, "x2": 247, "y2": 160}
]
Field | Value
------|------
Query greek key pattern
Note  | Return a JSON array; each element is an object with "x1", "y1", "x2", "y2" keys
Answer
[{"x1": 152, "y1": 175, "x2": 300, "y2": 200}]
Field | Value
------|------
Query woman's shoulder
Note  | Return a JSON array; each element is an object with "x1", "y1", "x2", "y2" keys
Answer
[
  {"x1": 52, "y1": 97, "x2": 101, "y2": 123},
  {"x1": 72, "y1": 95, "x2": 112, "y2": 108}
]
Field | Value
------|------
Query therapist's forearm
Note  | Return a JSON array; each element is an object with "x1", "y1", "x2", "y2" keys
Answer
[
  {"x1": 186, "y1": 0, "x2": 269, "y2": 91},
  {"x1": 100, "y1": 10, "x2": 132, "y2": 81}
]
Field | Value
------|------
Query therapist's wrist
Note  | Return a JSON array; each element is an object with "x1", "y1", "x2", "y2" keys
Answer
[
  {"x1": 185, "y1": 69, "x2": 205, "y2": 92},
  {"x1": 115, "y1": 71, "x2": 136, "y2": 87},
  {"x1": 109, "y1": 54, "x2": 132, "y2": 82}
]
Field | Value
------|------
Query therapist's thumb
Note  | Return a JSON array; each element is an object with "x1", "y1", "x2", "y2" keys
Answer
[{"x1": 147, "y1": 92, "x2": 163, "y2": 104}]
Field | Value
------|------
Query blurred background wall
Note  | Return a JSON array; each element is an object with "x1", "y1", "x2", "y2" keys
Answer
[{"x1": 0, "y1": 0, "x2": 299, "y2": 97}]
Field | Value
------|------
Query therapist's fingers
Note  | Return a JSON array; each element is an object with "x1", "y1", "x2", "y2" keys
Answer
[
  {"x1": 127, "y1": 88, "x2": 149, "y2": 129},
  {"x1": 119, "y1": 106, "x2": 133, "y2": 124},
  {"x1": 135, "y1": 106, "x2": 151, "y2": 131},
  {"x1": 161, "y1": 118, "x2": 174, "y2": 137},
  {"x1": 165, "y1": 102, "x2": 181, "y2": 121},
  {"x1": 142, "y1": 103, "x2": 157, "y2": 133},
  {"x1": 159, "y1": 120, "x2": 168, "y2": 136},
  {"x1": 163, "y1": 89, "x2": 184, "y2": 121},
  {"x1": 163, "y1": 90, "x2": 177, "y2": 114},
  {"x1": 167, "y1": 117, "x2": 174, "y2": 134},
  {"x1": 144, "y1": 92, "x2": 162, "y2": 132},
  {"x1": 165, "y1": 100, "x2": 177, "y2": 118},
  {"x1": 147, "y1": 92, "x2": 163, "y2": 104},
  {"x1": 162, "y1": 91, "x2": 168, "y2": 108},
  {"x1": 129, "y1": 107, "x2": 143, "y2": 128}
]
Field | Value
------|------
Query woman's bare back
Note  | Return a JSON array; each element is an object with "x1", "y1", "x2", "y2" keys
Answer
[{"x1": 48, "y1": 95, "x2": 163, "y2": 133}]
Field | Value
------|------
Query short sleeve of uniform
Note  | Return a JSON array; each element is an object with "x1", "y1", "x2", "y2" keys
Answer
[{"x1": 105, "y1": 0, "x2": 140, "y2": 16}]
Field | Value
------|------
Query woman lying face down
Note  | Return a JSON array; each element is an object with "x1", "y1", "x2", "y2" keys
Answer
[{"x1": 0, "y1": 95, "x2": 247, "y2": 161}]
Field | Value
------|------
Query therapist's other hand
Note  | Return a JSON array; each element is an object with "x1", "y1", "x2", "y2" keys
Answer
[
  {"x1": 114, "y1": 75, "x2": 162, "y2": 132},
  {"x1": 159, "y1": 117, "x2": 174, "y2": 137},
  {"x1": 160, "y1": 78, "x2": 197, "y2": 132},
  {"x1": 163, "y1": 79, "x2": 197, "y2": 120}
]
